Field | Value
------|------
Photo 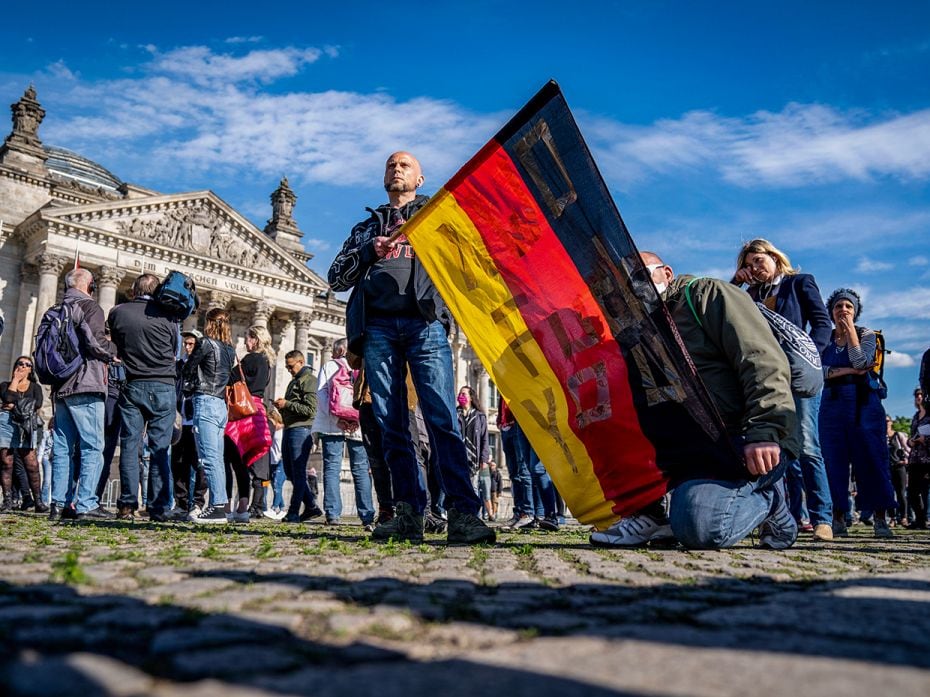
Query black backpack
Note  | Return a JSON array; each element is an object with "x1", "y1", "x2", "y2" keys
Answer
[{"x1": 154, "y1": 271, "x2": 200, "y2": 320}]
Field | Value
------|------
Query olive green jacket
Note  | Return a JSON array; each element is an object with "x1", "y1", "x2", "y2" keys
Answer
[
  {"x1": 281, "y1": 366, "x2": 317, "y2": 429},
  {"x1": 665, "y1": 275, "x2": 799, "y2": 459}
]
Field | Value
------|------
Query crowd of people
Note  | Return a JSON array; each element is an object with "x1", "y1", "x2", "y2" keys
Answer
[{"x1": 1, "y1": 151, "x2": 928, "y2": 551}]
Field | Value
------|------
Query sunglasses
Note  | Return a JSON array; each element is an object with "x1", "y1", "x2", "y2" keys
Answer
[{"x1": 15, "y1": 361, "x2": 32, "y2": 368}]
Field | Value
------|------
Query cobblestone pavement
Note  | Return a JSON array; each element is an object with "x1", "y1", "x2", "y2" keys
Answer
[{"x1": 1, "y1": 511, "x2": 928, "y2": 696}]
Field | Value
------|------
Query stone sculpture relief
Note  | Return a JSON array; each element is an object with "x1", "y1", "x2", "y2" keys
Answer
[{"x1": 112, "y1": 203, "x2": 277, "y2": 271}]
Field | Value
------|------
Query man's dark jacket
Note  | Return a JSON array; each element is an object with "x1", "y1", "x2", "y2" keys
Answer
[
  {"x1": 108, "y1": 297, "x2": 179, "y2": 383},
  {"x1": 54, "y1": 288, "x2": 116, "y2": 399},
  {"x1": 327, "y1": 195, "x2": 452, "y2": 355}
]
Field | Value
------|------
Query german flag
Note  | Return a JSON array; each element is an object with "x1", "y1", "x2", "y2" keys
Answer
[{"x1": 403, "y1": 81, "x2": 740, "y2": 529}]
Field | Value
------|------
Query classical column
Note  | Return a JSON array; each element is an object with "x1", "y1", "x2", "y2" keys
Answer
[
  {"x1": 206, "y1": 291, "x2": 231, "y2": 312},
  {"x1": 478, "y1": 370, "x2": 490, "y2": 413},
  {"x1": 97, "y1": 266, "x2": 125, "y2": 317},
  {"x1": 32, "y1": 253, "x2": 68, "y2": 336},
  {"x1": 294, "y1": 311, "x2": 312, "y2": 359},
  {"x1": 12, "y1": 263, "x2": 38, "y2": 360},
  {"x1": 251, "y1": 301, "x2": 275, "y2": 329},
  {"x1": 270, "y1": 318, "x2": 295, "y2": 400}
]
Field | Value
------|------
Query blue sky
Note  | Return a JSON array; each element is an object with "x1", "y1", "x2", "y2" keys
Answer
[{"x1": 1, "y1": 1, "x2": 928, "y2": 417}]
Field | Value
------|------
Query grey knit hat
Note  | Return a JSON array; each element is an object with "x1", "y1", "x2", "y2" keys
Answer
[{"x1": 826, "y1": 288, "x2": 862, "y2": 321}]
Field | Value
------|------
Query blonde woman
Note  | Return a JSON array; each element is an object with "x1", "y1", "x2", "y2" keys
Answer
[
  {"x1": 733, "y1": 238, "x2": 834, "y2": 541},
  {"x1": 224, "y1": 325, "x2": 275, "y2": 521}
]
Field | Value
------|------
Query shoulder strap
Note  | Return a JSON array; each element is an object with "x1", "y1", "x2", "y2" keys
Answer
[{"x1": 684, "y1": 277, "x2": 704, "y2": 328}]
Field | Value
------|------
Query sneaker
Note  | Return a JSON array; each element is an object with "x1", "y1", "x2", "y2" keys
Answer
[
  {"x1": 33, "y1": 501, "x2": 50, "y2": 514},
  {"x1": 447, "y1": 507, "x2": 496, "y2": 545},
  {"x1": 248, "y1": 507, "x2": 265, "y2": 521},
  {"x1": 758, "y1": 482, "x2": 798, "y2": 550},
  {"x1": 166, "y1": 507, "x2": 192, "y2": 522},
  {"x1": 76, "y1": 506, "x2": 115, "y2": 521},
  {"x1": 873, "y1": 518, "x2": 894, "y2": 538},
  {"x1": 191, "y1": 505, "x2": 229, "y2": 524},
  {"x1": 148, "y1": 510, "x2": 169, "y2": 523},
  {"x1": 325, "y1": 517, "x2": 341, "y2": 526},
  {"x1": 188, "y1": 505, "x2": 203, "y2": 521},
  {"x1": 812, "y1": 523, "x2": 834, "y2": 541},
  {"x1": 538, "y1": 516, "x2": 560, "y2": 532},
  {"x1": 300, "y1": 506, "x2": 323, "y2": 522},
  {"x1": 799, "y1": 521, "x2": 814, "y2": 533},
  {"x1": 0, "y1": 497, "x2": 12, "y2": 513},
  {"x1": 510, "y1": 514, "x2": 537, "y2": 530},
  {"x1": 832, "y1": 517, "x2": 849, "y2": 537},
  {"x1": 375, "y1": 508, "x2": 395, "y2": 526},
  {"x1": 424, "y1": 512, "x2": 447, "y2": 534},
  {"x1": 589, "y1": 513, "x2": 674, "y2": 547},
  {"x1": 371, "y1": 501, "x2": 424, "y2": 542},
  {"x1": 116, "y1": 505, "x2": 135, "y2": 521},
  {"x1": 60, "y1": 505, "x2": 78, "y2": 521},
  {"x1": 230, "y1": 510, "x2": 251, "y2": 523},
  {"x1": 282, "y1": 511, "x2": 301, "y2": 523},
  {"x1": 48, "y1": 503, "x2": 62, "y2": 522}
]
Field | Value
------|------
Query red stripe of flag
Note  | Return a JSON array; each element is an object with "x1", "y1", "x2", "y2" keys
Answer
[{"x1": 449, "y1": 144, "x2": 664, "y2": 513}]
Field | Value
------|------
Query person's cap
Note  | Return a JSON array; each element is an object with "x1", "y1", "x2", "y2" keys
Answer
[
  {"x1": 181, "y1": 329, "x2": 203, "y2": 339},
  {"x1": 826, "y1": 288, "x2": 862, "y2": 321}
]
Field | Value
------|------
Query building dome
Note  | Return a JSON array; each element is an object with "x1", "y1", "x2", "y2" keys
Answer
[{"x1": 43, "y1": 144, "x2": 123, "y2": 191}]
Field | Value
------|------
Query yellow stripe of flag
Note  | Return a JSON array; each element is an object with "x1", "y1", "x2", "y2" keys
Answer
[{"x1": 405, "y1": 189, "x2": 619, "y2": 528}]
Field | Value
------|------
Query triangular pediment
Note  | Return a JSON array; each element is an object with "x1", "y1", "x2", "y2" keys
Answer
[{"x1": 35, "y1": 190, "x2": 327, "y2": 290}]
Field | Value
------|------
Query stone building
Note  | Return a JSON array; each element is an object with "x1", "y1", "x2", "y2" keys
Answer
[
  {"x1": 0, "y1": 86, "x2": 503, "y2": 469},
  {"x1": 0, "y1": 86, "x2": 347, "y2": 402}
]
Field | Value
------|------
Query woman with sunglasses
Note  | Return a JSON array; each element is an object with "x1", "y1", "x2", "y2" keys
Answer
[{"x1": 0, "y1": 356, "x2": 48, "y2": 512}]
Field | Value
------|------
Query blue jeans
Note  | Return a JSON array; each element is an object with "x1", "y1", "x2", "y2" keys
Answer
[
  {"x1": 51, "y1": 394, "x2": 105, "y2": 513},
  {"x1": 363, "y1": 316, "x2": 481, "y2": 515},
  {"x1": 282, "y1": 426, "x2": 318, "y2": 516},
  {"x1": 41, "y1": 448, "x2": 51, "y2": 504},
  {"x1": 529, "y1": 449, "x2": 558, "y2": 519},
  {"x1": 786, "y1": 392, "x2": 833, "y2": 526},
  {"x1": 501, "y1": 425, "x2": 534, "y2": 517},
  {"x1": 669, "y1": 459, "x2": 788, "y2": 549},
  {"x1": 820, "y1": 384, "x2": 896, "y2": 514},
  {"x1": 320, "y1": 434, "x2": 374, "y2": 524},
  {"x1": 269, "y1": 459, "x2": 285, "y2": 509},
  {"x1": 192, "y1": 394, "x2": 228, "y2": 507},
  {"x1": 117, "y1": 380, "x2": 175, "y2": 514}
]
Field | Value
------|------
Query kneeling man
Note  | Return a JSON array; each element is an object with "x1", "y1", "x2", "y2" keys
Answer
[{"x1": 591, "y1": 252, "x2": 799, "y2": 550}]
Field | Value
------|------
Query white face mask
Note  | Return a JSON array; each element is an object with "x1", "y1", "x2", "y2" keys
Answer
[{"x1": 653, "y1": 282, "x2": 667, "y2": 295}]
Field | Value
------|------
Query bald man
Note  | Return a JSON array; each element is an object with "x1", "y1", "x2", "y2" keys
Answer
[{"x1": 328, "y1": 152, "x2": 494, "y2": 545}]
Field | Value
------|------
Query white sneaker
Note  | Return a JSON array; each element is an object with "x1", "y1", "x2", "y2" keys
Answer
[
  {"x1": 187, "y1": 505, "x2": 203, "y2": 522},
  {"x1": 262, "y1": 509, "x2": 279, "y2": 520},
  {"x1": 231, "y1": 510, "x2": 250, "y2": 523},
  {"x1": 589, "y1": 513, "x2": 675, "y2": 547}
]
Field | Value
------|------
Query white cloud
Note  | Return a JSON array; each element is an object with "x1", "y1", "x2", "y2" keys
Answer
[
  {"x1": 885, "y1": 351, "x2": 916, "y2": 368},
  {"x1": 855, "y1": 256, "x2": 894, "y2": 273},
  {"x1": 585, "y1": 103, "x2": 930, "y2": 189},
  {"x1": 35, "y1": 46, "x2": 500, "y2": 191},
  {"x1": 225, "y1": 36, "x2": 264, "y2": 44},
  {"x1": 909, "y1": 255, "x2": 929, "y2": 266},
  {"x1": 867, "y1": 287, "x2": 930, "y2": 320},
  {"x1": 148, "y1": 45, "x2": 326, "y2": 86}
]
